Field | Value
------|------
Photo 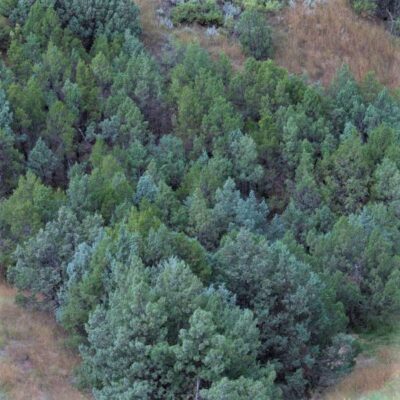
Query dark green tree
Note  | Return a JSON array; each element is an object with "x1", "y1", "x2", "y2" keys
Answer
[
  {"x1": 54, "y1": 0, "x2": 141, "y2": 47},
  {"x1": 235, "y1": 10, "x2": 274, "y2": 60},
  {"x1": 27, "y1": 138, "x2": 58, "y2": 184}
]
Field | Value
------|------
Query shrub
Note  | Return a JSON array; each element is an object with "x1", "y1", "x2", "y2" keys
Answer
[
  {"x1": 171, "y1": 0, "x2": 224, "y2": 26},
  {"x1": 351, "y1": 0, "x2": 377, "y2": 16},
  {"x1": 242, "y1": 0, "x2": 283, "y2": 12},
  {"x1": 235, "y1": 9, "x2": 274, "y2": 59}
]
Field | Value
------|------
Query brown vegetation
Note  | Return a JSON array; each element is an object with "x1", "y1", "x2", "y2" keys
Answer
[
  {"x1": 0, "y1": 283, "x2": 90, "y2": 400},
  {"x1": 136, "y1": 0, "x2": 400, "y2": 86},
  {"x1": 135, "y1": 0, "x2": 167, "y2": 51},
  {"x1": 173, "y1": 26, "x2": 245, "y2": 68},
  {"x1": 136, "y1": 0, "x2": 245, "y2": 68},
  {"x1": 322, "y1": 346, "x2": 400, "y2": 399},
  {"x1": 275, "y1": 0, "x2": 400, "y2": 88}
]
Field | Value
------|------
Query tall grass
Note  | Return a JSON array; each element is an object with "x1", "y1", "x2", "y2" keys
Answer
[
  {"x1": 173, "y1": 25, "x2": 245, "y2": 69},
  {"x1": 322, "y1": 323, "x2": 400, "y2": 399},
  {"x1": 0, "y1": 284, "x2": 90, "y2": 400},
  {"x1": 275, "y1": 0, "x2": 400, "y2": 87},
  {"x1": 135, "y1": 0, "x2": 166, "y2": 50}
]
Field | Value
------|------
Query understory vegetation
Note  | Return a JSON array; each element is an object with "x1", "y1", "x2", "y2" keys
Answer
[{"x1": 1, "y1": 0, "x2": 400, "y2": 399}]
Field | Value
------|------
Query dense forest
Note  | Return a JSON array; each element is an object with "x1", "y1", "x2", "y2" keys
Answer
[{"x1": 1, "y1": 0, "x2": 400, "y2": 399}]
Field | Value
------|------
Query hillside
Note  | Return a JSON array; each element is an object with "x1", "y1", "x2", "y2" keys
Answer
[
  {"x1": 0, "y1": 283, "x2": 90, "y2": 400},
  {"x1": 2, "y1": 0, "x2": 400, "y2": 399},
  {"x1": 323, "y1": 326, "x2": 400, "y2": 399},
  {"x1": 137, "y1": 0, "x2": 400, "y2": 87},
  {"x1": 276, "y1": 0, "x2": 400, "y2": 87}
]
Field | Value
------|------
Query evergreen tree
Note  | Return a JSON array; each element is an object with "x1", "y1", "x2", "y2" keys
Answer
[
  {"x1": 235, "y1": 10, "x2": 274, "y2": 60},
  {"x1": 54, "y1": 0, "x2": 141, "y2": 47},
  {"x1": 134, "y1": 172, "x2": 159, "y2": 205},
  {"x1": 9, "y1": 207, "x2": 102, "y2": 307},
  {"x1": 0, "y1": 171, "x2": 64, "y2": 250},
  {"x1": 27, "y1": 137, "x2": 58, "y2": 184},
  {"x1": 321, "y1": 132, "x2": 371, "y2": 213},
  {"x1": 82, "y1": 257, "x2": 278, "y2": 399},
  {"x1": 0, "y1": 128, "x2": 22, "y2": 197},
  {"x1": 215, "y1": 229, "x2": 347, "y2": 398}
]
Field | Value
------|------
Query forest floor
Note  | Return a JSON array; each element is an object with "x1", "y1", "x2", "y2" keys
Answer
[
  {"x1": 0, "y1": 283, "x2": 91, "y2": 400},
  {"x1": 322, "y1": 324, "x2": 400, "y2": 399}
]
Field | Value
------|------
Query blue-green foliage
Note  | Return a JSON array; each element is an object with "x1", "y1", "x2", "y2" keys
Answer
[
  {"x1": 81, "y1": 256, "x2": 279, "y2": 399},
  {"x1": 3, "y1": 1, "x2": 400, "y2": 399}
]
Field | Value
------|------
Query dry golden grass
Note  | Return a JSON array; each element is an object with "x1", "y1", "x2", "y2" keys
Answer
[
  {"x1": 323, "y1": 346, "x2": 400, "y2": 399},
  {"x1": 0, "y1": 284, "x2": 91, "y2": 400},
  {"x1": 173, "y1": 26, "x2": 245, "y2": 69},
  {"x1": 275, "y1": 0, "x2": 400, "y2": 87},
  {"x1": 135, "y1": 0, "x2": 167, "y2": 50},
  {"x1": 135, "y1": 0, "x2": 245, "y2": 68}
]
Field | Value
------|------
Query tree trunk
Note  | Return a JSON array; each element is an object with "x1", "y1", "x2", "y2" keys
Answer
[{"x1": 195, "y1": 377, "x2": 201, "y2": 400}]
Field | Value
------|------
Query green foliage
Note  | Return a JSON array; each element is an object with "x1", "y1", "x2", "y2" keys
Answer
[
  {"x1": 81, "y1": 257, "x2": 277, "y2": 399},
  {"x1": 170, "y1": 52, "x2": 242, "y2": 153},
  {"x1": 215, "y1": 229, "x2": 347, "y2": 397},
  {"x1": 351, "y1": 0, "x2": 377, "y2": 16},
  {"x1": 201, "y1": 373, "x2": 280, "y2": 400},
  {"x1": 54, "y1": 0, "x2": 141, "y2": 47},
  {"x1": 0, "y1": 172, "x2": 64, "y2": 243},
  {"x1": 350, "y1": 0, "x2": 400, "y2": 35},
  {"x1": 27, "y1": 138, "x2": 58, "y2": 184},
  {"x1": 9, "y1": 207, "x2": 103, "y2": 307},
  {"x1": 0, "y1": 130, "x2": 22, "y2": 198},
  {"x1": 235, "y1": 10, "x2": 274, "y2": 60},
  {"x1": 2, "y1": 1, "x2": 400, "y2": 397},
  {"x1": 0, "y1": 172, "x2": 64, "y2": 274},
  {"x1": 321, "y1": 132, "x2": 371, "y2": 213},
  {"x1": 241, "y1": 0, "x2": 284, "y2": 12},
  {"x1": 310, "y1": 204, "x2": 400, "y2": 327},
  {"x1": 87, "y1": 153, "x2": 134, "y2": 222},
  {"x1": 171, "y1": 0, "x2": 223, "y2": 26}
]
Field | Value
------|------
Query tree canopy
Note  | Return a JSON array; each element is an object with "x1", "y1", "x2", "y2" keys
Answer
[{"x1": 1, "y1": 1, "x2": 400, "y2": 398}]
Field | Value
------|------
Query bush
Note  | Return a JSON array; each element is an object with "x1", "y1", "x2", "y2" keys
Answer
[
  {"x1": 242, "y1": 0, "x2": 283, "y2": 12},
  {"x1": 171, "y1": 0, "x2": 224, "y2": 26},
  {"x1": 351, "y1": 0, "x2": 377, "y2": 16},
  {"x1": 235, "y1": 9, "x2": 274, "y2": 59}
]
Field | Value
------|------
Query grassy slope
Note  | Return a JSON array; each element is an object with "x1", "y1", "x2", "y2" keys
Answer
[
  {"x1": 0, "y1": 283, "x2": 91, "y2": 400},
  {"x1": 322, "y1": 325, "x2": 400, "y2": 399},
  {"x1": 135, "y1": 0, "x2": 245, "y2": 68},
  {"x1": 137, "y1": 0, "x2": 400, "y2": 87},
  {"x1": 275, "y1": 0, "x2": 400, "y2": 88}
]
